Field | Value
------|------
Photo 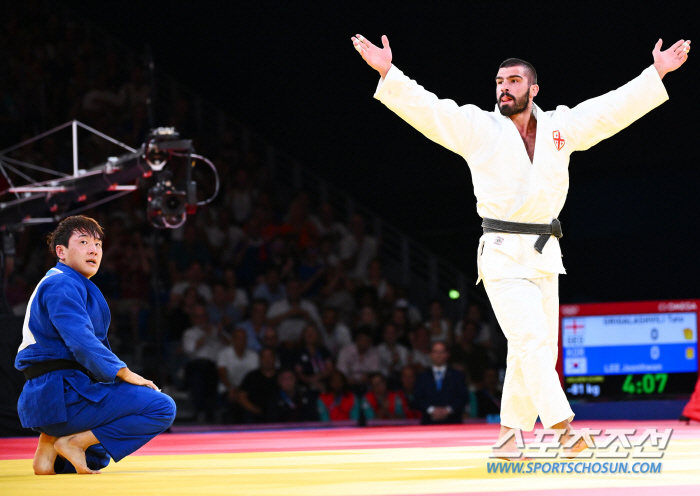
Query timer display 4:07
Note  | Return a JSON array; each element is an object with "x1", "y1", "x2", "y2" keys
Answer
[{"x1": 622, "y1": 373, "x2": 668, "y2": 394}]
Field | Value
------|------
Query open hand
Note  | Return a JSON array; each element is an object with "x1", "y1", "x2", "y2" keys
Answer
[
  {"x1": 653, "y1": 39, "x2": 690, "y2": 79},
  {"x1": 352, "y1": 34, "x2": 392, "y2": 79},
  {"x1": 116, "y1": 367, "x2": 159, "y2": 390}
]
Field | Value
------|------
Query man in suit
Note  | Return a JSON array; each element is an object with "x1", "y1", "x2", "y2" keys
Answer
[{"x1": 414, "y1": 341, "x2": 468, "y2": 425}]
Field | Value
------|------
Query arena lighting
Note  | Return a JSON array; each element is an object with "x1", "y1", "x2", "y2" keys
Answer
[
  {"x1": 0, "y1": 121, "x2": 219, "y2": 231},
  {"x1": 449, "y1": 289, "x2": 460, "y2": 300}
]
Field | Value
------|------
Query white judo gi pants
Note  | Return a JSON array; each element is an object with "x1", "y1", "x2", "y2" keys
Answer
[{"x1": 484, "y1": 274, "x2": 574, "y2": 431}]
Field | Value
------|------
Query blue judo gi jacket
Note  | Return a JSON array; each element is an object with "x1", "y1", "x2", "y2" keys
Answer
[{"x1": 15, "y1": 263, "x2": 126, "y2": 429}]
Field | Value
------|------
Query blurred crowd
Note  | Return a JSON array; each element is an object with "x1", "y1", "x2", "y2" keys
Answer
[{"x1": 1, "y1": 1, "x2": 506, "y2": 425}]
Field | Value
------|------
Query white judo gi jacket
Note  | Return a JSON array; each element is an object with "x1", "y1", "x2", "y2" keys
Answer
[
  {"x1": 374, "y1": 65, "x2": 668, "y2": 282},
  {"x1": 374, "y1": 64, "x2": 668, "y2": 430}
]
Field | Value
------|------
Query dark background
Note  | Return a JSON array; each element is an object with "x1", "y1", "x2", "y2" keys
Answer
[{"x1": 66, "y1": 1, "x2": 699, "y2": 304}]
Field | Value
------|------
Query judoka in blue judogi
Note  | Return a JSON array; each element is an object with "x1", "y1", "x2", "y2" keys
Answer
[{"x1": 15, "y1": 216, "x2": 176, "y2": 474}]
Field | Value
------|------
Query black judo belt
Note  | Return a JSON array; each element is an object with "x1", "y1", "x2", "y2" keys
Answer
[
  {"x1": 482, "y1": 217, "x2": 563, "y2": 254},
  {"x1": 22, "y1": 359, "x2": 94, "y2": 381}
]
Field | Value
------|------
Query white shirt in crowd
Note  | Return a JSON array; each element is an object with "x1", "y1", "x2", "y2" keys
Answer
[
  {"x1": 182, "y1": 326, "x2": 223, "y2": 362},
  {"x1": 339, "y1": 234, "x2": 377, "y2": 280},
  {"x1": 216, "y1": 346, "x2": 259, "y2": 388},
  {"x1": 324, "y1": 322, "x2": 353, "y2": 355},
  {"x1": 376, "y1": 342, "x2": 410, "y2": 377},
  {"x1": 266, "y1": 299, "x2": 322, "y2": 342},
  {"x1": 336, "y1": 343, "x2": 381, "y2": 382}
]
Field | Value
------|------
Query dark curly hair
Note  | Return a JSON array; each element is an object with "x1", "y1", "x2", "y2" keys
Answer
[{"x1": 47, "y1": 215, "x2": 104, "y2": 256}]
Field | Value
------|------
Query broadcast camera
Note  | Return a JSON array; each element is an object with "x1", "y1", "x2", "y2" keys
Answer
[{"x1": 144, "y1": 127, "x2": 198, "y2": 229}]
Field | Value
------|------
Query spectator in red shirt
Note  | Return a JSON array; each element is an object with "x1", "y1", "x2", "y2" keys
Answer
[{"x1": 317, "y1": 370, "x2": 360, "y2": 421}]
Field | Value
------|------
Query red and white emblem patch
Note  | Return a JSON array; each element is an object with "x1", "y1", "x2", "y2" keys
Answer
[{"x1": 553, "y1": 130, "x2": 565, "y2": 151}]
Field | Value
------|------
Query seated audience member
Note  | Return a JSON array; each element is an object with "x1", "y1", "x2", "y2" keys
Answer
[
  {"x1": 450, "y1": 320, "x2": 493, "y2": 384},
  {"x1": 336, "y1": 327, "x2": 380, "y2": 390},
  {"x1": 311, "y1": 203, "x2": 349, "y2": 245},
  {"x1": 389, "y1": 307, "x2": 412, "y2": 348},
  {"x1": 424, "y1": 300, "x2": 452, "y2": 344},
  {"x1": 414, "y1": 341, "x2": 468, "y2": 425},
  {"x1": 293, "y1": 324, "x2": 333, "y2": 391},
  {"x1": 237, "y1": 298, "x2": 271, "y2": 352},
  {"x1": 339, "y1": 214, "x2": 378, "y2": 281},
  {"x1": 362, "y1": 373, "x2": 394, "y2": 420},
  {"x1": 182, "y1": 305, "x2": 228, "y2": 423},
  {"x1": 320, "y1": 265, "x2": 356, "y2": 324},
  {"x1": 471, "y1": 367, "x2": 502, "y2": 419},
  {"x1": 167, "y1": 223, "x2": 211, "y2": 281},
  {"x1": 318, "y1": 370, "x2": 361, "y2": 421},
  {"x1": 207, "y1": 282, "x2": 243, "y2": 330},
  {"x1": 297, "y1": 246, "x2": 327, "y2": 298},
  {"x1": 266, "y1": 235, "x2": 297, "y2": 281},
  {"x1": 238, "y1": 348, "x2": 279, "y2": 423},
  {"x1": 170, "y1": 261, "x2": 213, "y2": 303},
  {"x1": 392, "y1": 366, "x2": 421, "y2": 420},
  {"x1": 455, "y1": 303, "x2": 493, "y2": 350},
  {"x1": 376, "y1": 322, "x2": 410, "y2": 381},
  {"x1": 258, "y1": 326, "x2": 293, "y2": 369},
  {"x1": 355, "y1": 305, "x2": 381, "y2": 339},
  {"x1": 165, "y1": 286, "x2": 200, "y2": 345},
  {"x1": 217, "y1": 328, "x2": 260, "y2": 420},
  {"x1": 252, "y1": 266, "x2": 286, "y2": 305},
  {"x1": 363, "y1": 258, "x2": 391, "y2": 302},
  {"x1": 408, "y1": 325, "x2": 433, "y2": 370},
  {"x1": 227, "y1": 168, "x2": 257, "y2": 224},
  {"x1": 318, "y1": 235, "x2": 341, "y2": 268},
  {"x1": 322, "y1": 306, "x2": 352, "y2": 356},
  {"x1": 394, "y1": 287, "x2": 423, "y2": 326},
  {"x1": 222, "y1": 267, "x2": 249, "y2": 316},
  {"x1": 283, "y1": 199, "x2": 319, "y2": 250},
  {"x1": 267, "y1": 279, "x2": 321, "y2": 344},
  {"x1": 266, "y1": 369, "x2": 319, "y2": 423}
]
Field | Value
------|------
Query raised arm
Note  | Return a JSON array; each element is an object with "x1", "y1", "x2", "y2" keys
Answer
[
  {"x1": 560, "y1": 39, "x2": 690, "y2": 152},
  {"x1": 653, "y1": 38, "x2": 690, "y2": 79},
  {"x1": 351, "y1": 33, "x2": 488, "y2": 158},
  {"x1": 352, "y1": 34, "x2": 392, "y2": 79}
]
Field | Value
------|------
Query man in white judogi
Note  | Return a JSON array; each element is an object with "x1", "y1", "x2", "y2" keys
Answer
[{"x1": 351, "y1": 33, "x2": 690, "y2": 458}]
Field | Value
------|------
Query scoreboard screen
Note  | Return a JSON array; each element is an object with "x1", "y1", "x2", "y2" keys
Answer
[{"x1": 559, "y1": 300, "x2": 699, "y2": 399}]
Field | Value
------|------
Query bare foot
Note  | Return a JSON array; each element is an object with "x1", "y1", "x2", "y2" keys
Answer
[
  {"x1": 562, "y1": 435, "x2": 595, "y2": 459},
  {"x1": 54, "y1": 435, "x2": 101, "y2": 474},
  {"x1": 33, "y1": 433, "x2": 58, "y2": 475},
  {"x1": 491, "y1": 426, "x2": 530, "y2": 461}
]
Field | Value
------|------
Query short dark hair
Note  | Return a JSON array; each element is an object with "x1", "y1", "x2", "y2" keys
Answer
[
  {"x1": 499, "y1": 58, "x2": 537, "y2": 85},
  {"x1": 47, "y1": 215, "x2": 104, "y2": 256}
]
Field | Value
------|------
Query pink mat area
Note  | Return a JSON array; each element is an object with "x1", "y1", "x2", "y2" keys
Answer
[{"x1": 1, "y1": 420, "x2": 697, "y2": 460}]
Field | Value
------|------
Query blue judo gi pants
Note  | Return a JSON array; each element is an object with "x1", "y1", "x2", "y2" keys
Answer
[{"x1": 39, "y1": 380, "x2": 176, "y2": 473}]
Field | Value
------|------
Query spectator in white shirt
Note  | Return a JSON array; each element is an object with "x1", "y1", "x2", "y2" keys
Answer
[
  {"x1": 217, "y1": 328, "x2": 260, "y2": 409},
  {"x1": 425, "y1": 300, "x2": 453, "y2": 345},
  {"x1": 409, "y1": 325, "x2": 433, "y2": 370},
  {"x1": 182, "y1": 305, "x2": 228, "y2": 423},
  {"x1": 321, "y1": 307, "x2": 352, "y2": 356},
  {"x1": 336, "y1": 327, "x2": 380, "y2": 389},
  {"x1": 267, "y1": 279, "x2": 322, "y2": 344}
]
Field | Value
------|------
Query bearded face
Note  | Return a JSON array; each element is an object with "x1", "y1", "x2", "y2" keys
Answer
[{"x1": 497, "y1": 87, "x2": 531, "y2": 117}]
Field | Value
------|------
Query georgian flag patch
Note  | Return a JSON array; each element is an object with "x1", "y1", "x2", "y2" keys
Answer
[{"x1": 553, "y1": 130, "x2": 565, "y2": 151}]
